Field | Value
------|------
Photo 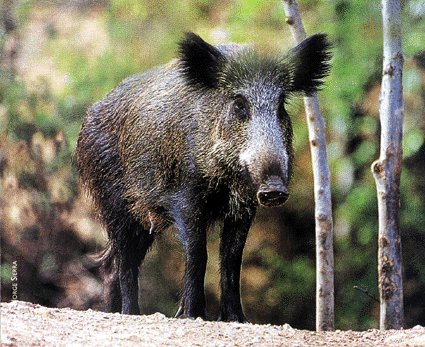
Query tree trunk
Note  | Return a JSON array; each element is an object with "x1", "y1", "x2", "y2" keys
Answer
[
  {"x1": 371, "y1": 0, "x2": 404, "y2": 330},
  {"x1": 282, "y1": 0, "x2": 334, "y2": 332}
]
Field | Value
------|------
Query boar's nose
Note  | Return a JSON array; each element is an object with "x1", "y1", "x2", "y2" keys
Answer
[
  {"x1": 257, "y1": 188, "x2": 289, "y2": 207},
  {"x1": 257, "y1": 177, "x2": 289, "y2": 207}
]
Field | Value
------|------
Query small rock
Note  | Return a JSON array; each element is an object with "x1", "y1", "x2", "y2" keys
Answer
[
  {"x1": 282, "y1": 323, "x2": 294, "y2": 331},
  {"x1": 1, "y1": 334, "x2": 17, "y2": 345}
]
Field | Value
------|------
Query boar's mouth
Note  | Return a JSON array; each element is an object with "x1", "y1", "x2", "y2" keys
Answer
[{"x1": 256, "y1": 177, "x2": 289, "y2": 207}]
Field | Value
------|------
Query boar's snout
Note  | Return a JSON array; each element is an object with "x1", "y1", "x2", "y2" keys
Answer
[{"x1": 256, "y1": 176, "x2": 289, "y2": 207}]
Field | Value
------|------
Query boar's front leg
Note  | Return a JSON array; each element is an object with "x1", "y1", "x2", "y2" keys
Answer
[
  {"x1": 173, "y1": 196, "x2": 208, "y2": 320},
  {"x1": 218, "y1": 212, "x2": 253, "y2": 322}
]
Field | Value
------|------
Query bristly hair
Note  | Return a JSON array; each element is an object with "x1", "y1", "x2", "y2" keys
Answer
[
  {"x1": 283, "y1": 33, "x2": 332, "y2": 96},
  {"x1": 178, "y1": 32, "x2": 332, "y2": 96},
  {"x1": 216, "y1": 51, "x2": 292, "y2": 95},
  {"x1": 178, "y1": 32, "x2": 225, "y2": 89}
]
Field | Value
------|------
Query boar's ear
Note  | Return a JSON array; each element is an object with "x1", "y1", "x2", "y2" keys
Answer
[
  {"x1": 179, "y1": 32, "x2": 225, "y2": 89},
  {"x1": 284, "y1": 34, "x2": 332, "y2": 95}
]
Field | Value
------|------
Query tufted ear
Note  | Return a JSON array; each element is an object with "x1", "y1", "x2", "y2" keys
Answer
[
  {"x1": 178, "y1": 32, "x2": 225, "y2": 89},
  {"x1": 284, "y1": 34, "x2": 332, "y2": 95}
]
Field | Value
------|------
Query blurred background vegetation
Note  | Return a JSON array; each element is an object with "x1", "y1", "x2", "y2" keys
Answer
[{"x1": 1, "y1": 0, "x2": 424, "y2": 330}]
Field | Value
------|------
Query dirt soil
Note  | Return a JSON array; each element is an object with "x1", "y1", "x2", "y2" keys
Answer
[{"x1": 1, "y1": 301, "x2": 425, "y2": 346}]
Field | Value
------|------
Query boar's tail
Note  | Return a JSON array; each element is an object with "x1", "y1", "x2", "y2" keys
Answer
[
  {"x1": 86, "y1": 242, "x2": 114, "y2": 271},
  {"x1": 89, "y1": 243, "x2": 122, "y2": 313},
  {"x1": 95, "y1": 242, "x2": 116, "y2": 271}
]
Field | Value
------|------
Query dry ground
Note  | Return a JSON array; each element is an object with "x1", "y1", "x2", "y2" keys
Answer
[{"x1": 1, "y1": 301, "x2": 425, "y2": 346}]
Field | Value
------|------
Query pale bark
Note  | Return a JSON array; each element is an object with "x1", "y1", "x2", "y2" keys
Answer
[
  {"x1": 282, "y1": 0, "x2": 334, "y2": 332},
  {"x1": 371, "y1": 0, "x2": 404, "y2": 330}
]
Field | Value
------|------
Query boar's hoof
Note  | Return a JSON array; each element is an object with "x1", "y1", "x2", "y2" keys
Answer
[
  {"x1": 217, "y1": 312, "x2": 248, "y2": 323},
  {"x1": 175, "y1": 305, "x2": 184, "y2": 318},
  {"x1": 174, "y1": 305, "x2": 206, "y2": 320},
  {"x1": 257, "y1": 187, "x2": 289, "y2": 207}
]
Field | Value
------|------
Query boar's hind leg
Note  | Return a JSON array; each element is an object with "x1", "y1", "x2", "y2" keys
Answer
[
  {"x1": 218, "y1": 214, "x2": 253, "y2": 323},
  {"x1": 102, "y1": 246, "x2": 122, "y2": 313},
  {"x1": 118, "y1": 224, "x2": 155, "y2": 315},
  {"x1": 102, "y1": 209, "x2": 155, "y2": 315}
]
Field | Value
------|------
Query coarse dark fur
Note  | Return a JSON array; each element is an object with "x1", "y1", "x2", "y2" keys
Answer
[{"x1": 76, "y1": 32, "x2": 331, "y2": 322}]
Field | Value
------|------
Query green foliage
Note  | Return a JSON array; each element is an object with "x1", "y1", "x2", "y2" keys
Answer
[{"x1": 0, "y1": 263, "x2": 13, "y2": 284}]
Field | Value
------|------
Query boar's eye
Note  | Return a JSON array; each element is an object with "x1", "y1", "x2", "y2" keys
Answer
[
  {"x1": 232, "y1": 95, "x2": 249, "y2": 120},
  {"x1": 277, "y1": 98, "x2": 289, "y2": 121}
]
